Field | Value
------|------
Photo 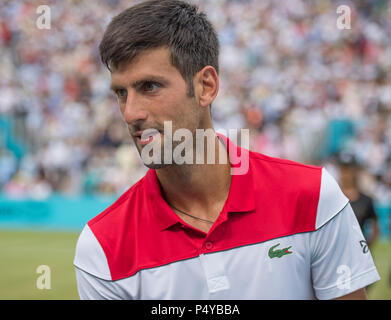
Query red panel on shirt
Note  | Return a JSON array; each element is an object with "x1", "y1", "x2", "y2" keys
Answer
[{"x1": 88, "y1": 135, "x2": 322, "y2": 281}]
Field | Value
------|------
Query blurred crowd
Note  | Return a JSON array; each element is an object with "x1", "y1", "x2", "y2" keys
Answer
[{"x1": 0, "y1": 0, "x2": 390, "y2": 210}]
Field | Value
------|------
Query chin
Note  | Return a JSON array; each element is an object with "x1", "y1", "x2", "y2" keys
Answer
[{"x1": 142, "y1": 162, "x2": 169, "y2": 170}]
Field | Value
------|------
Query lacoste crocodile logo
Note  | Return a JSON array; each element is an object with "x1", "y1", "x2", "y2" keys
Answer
[{"x1": 268, "y1": 243, "x2": 293, "y2": 259}]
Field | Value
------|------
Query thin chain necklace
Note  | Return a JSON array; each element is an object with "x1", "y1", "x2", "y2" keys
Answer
[{"x1": 168, "y1": 203, "x2": 215, "y2": 224}]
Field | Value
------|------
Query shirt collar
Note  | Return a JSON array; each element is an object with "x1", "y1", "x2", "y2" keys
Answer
[{"x1": 145, "y1": 133, "x2": 256, "y2": 231}]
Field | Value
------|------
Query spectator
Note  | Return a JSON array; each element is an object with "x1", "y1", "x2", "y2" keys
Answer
[
  {"x1": 0, "y1": 0, "x2": 389, "y2": 205},
  {"x1": 337, "y1": 152, "x2": 380, "y2": 248}
]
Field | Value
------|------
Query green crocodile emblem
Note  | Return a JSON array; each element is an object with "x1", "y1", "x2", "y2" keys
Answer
[{"x1": 268, "y1": 243, "x2": 292, "y2": 259}]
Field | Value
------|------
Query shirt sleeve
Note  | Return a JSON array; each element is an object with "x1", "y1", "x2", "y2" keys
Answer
[
  {"x1": 309, "y1": 203, "x2": 380, "y2": 300},
  {"x1": 75, "y1": 267, "x2": 124, "y2": 300},
  {"x1": 74, "y1": 224, "x2": 124, "y2": 300}
]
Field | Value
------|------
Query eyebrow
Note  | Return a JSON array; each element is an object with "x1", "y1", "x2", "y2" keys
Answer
[{"x1": 110, "y1": 75, "x2": 170, "y2": 92}]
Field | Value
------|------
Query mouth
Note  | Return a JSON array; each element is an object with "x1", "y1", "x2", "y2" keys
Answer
[{"x1": 133, "y1": 129, "x2": 161, "y2": 146}]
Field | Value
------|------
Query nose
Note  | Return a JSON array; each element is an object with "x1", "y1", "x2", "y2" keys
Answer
[{"x1": 122, "y1": 91, "x2": 148, "y2": 125}]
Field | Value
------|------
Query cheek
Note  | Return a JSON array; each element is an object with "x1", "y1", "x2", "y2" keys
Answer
[
  {"x1": 151, "y1": 86, "x2": 199, "y2": 130},
  {"x1": 157, "y1": 92, "x2": 190, "y2": 118}
]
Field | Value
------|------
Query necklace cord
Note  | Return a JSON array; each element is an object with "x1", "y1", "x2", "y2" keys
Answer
[{"x1": 168, "y1": 203, "x2": 214, "y2": 224}]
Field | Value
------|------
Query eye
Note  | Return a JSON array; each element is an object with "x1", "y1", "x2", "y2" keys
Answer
[
  {"x1": 115, "y1": 89, "x2": 127, "y2": 99},
  {"x1": 141, "y1": 81, "x2": 161, "y2": 93}
]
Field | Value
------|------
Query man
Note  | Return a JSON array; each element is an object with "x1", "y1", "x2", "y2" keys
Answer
[
  {"x1": 337, "y1": 152, "x2": 379, "y2": 248},
  {"x1": 74, "y1": 0, "x2": 380, "y2": 299}
]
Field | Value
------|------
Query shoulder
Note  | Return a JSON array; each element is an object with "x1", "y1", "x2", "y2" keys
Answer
[
  {"x1": 74, "y1": 176, "x2": 148, "y2": 280},
  {"x1": 358, "y1": 192, "x2": 374, "y2": 204},
  {"x1": 249, "y1": 151, "x2": 349, "y2": 232},
  {"x1": 249, "y1": 151, "x2": 321, "y2": 175},
  {"x1": 73, "y1": 224, "x2": 111, "y2": 280},
  {"x1": 88, "y1": 176, "x2": 146, "y2": 228},
  {"x1": 315, "y1": 166, "x2": 349, "y2": 229},
  {"x1": 249, "y1": 151, "x2": 323, "y2": 207}
]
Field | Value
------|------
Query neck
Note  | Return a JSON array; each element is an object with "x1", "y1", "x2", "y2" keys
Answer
[
  {"x1": 341, "y1": 182, "x2": 360, "y2": 201},
  {"x1": 156, "y1": 131, "x2": 231, "y2": 217}
]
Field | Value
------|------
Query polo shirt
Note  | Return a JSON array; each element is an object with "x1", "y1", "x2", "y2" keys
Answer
[{"x1": 73, "y1": 134, "x2": 380, "y2": 300}]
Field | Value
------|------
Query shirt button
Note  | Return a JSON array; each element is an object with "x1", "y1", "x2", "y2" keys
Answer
[{"x1": 204, "y1": 241, "x2": 213, "y2": 250}]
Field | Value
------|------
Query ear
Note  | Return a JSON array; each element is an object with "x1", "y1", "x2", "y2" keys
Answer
[{"x1": 195, "y1": 66, "x2": 219, "y2": 109}]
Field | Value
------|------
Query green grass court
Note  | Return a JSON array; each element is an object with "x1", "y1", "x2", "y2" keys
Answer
[{"x1": 0, "y1": 230, "x2": 390, "y2": 300}]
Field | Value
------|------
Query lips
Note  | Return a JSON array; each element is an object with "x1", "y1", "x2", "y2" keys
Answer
[
  {"x1": 134, "y1": 129, "x2": 160, "y2": 146},
  {"x1": 137, "y1": 135, "x2": 154, "y2": 146}
]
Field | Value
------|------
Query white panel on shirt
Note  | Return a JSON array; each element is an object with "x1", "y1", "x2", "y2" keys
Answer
[
  {"x1": 316, "y1": 168, "x2": 350, "y2": 229},
  {"x1": 74, "y1": 168, "x2": 380, "y2": 300},
  {"x1": 74, "y1": 225, "x2": 111, "y2": 280},
  {"x1": 310, "y1": 203, "x2": 380, "y2": 299}
]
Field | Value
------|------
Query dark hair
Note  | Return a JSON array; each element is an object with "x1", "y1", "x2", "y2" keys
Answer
[
  {"x1": 99, "y1": 0, "x2": 219, "y2": 97},
  {"x1": 337, "y1": 152, "x2": 359, "y2": 167}
]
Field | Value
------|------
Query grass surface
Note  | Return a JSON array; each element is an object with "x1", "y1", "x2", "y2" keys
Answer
[
  {"x1": 366, "y1": 240, "x2": 391, "y2": 300},
  {"x1": 0, "y1": 230, "x2": 80, "y2": 299},
  {"x1": 0, "y1": 230, "x2": 390, "y2": 299}
]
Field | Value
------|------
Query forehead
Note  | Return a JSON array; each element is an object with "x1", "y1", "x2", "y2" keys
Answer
[{"x1": 110, "y1": 47, "x2": 183, "y2": 85}]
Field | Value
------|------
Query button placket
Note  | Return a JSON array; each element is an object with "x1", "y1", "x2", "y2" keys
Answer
[
  {"x1": 198, "y1": 252, "x2": 230, "y2": 294},
  {"x1": 204, "y1": 241, "x2": 213, "y2": 250}
]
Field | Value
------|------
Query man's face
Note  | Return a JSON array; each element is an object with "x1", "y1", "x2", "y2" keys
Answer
[
  {"x1": 110, "y1": 47, "x2": 200, "y2": 168},
  {"x1": 339, "y1": 164, "x2": 357, "y2": 186}
]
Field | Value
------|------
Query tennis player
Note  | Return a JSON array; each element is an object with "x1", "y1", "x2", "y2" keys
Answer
[{"x1": 74, "y1": 0, "x2": 380, "y2": 299}]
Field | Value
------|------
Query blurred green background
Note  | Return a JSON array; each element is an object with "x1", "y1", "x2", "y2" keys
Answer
[{"x1": 0, "y1": 229, "x2": 390, "y2": 300}]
